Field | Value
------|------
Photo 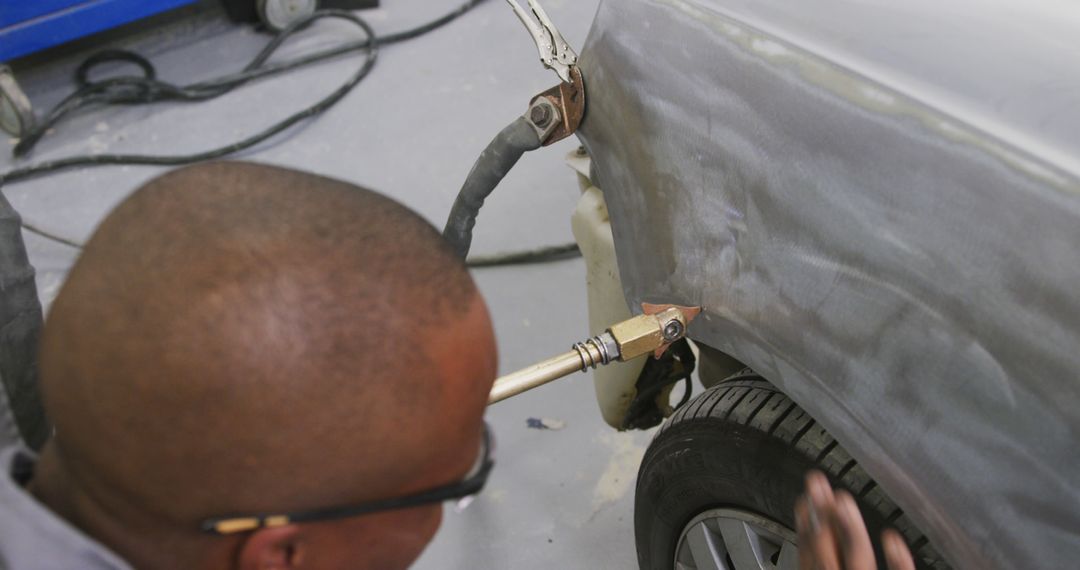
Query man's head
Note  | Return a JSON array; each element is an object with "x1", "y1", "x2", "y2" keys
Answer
[{"x1": 32, "y1": 162, "x2": 497, "y2": 569}]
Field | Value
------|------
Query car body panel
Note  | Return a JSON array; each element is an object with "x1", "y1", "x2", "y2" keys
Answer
[{"x1": 575, "y1": 1, "x2": 1080, "y2": 568}]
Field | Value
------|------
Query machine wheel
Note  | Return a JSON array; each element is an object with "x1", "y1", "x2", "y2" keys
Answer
[
  {"x1": 256, "y1": 0, "x2": 318, "y2": 31},
  {"x1": 634, "y1": 371, "x2": 947, "y2": 570}
]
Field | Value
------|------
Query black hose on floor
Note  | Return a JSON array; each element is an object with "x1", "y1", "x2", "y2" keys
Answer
[
  {"x1": 465, "y1": 242, "x2": 580, "y2": 267},
  {"x1": 20, "y1": 218, "x2": 582, "y2": 269},
  {"x1": 4, "y1": 0, "x2": 583, "y2": 269},
  {"x1": 0, "y1": 1, "x2": 488, "y2": 185},
  {"x1": 0, "y1": 193, "x2": 48, "y2": 450},
  {"x1": 443, "y1": 116, "x2": 542, "y2": 259}
]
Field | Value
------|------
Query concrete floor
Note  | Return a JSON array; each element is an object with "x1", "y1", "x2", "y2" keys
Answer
[{"x1": 2, "y1": 0, "x2": 655, "y2": 567}]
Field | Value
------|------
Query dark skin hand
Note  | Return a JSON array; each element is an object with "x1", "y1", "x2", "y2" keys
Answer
[{"x1": 796, "y1": 471, "x2": 916, "y2": 570}]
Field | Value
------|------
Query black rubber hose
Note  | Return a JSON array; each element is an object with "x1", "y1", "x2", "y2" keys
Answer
[
  {"x1": 466, "y1": 242, "x2": 580, "y2": 267},
  {"x1": 2, "y1": 0, "x2": 490, "y2": 180},
  {"x1": 443, "y1": 116, "x2": 542, "y2": 259},
  {"x1": 0, "y1": 193, "x2": 49, "y2": 450}
]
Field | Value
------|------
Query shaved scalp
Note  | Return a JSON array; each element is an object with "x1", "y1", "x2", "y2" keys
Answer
[{"x1": 37, "y1": 162, "x2": 495, "y2": 539}]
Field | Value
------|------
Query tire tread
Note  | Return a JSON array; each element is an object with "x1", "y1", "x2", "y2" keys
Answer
[{"x1": 656, "y1": 374, "x2": 949, "y2": 570}]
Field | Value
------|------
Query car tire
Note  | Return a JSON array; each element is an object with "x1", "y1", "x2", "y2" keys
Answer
[{"x1": 634, "y1": 370, "x2": 948, "y2": 569}]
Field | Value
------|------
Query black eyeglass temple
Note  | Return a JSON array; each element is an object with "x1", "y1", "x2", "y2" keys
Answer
[{"x1": 202, "y1": 422, "x2": 494, "y2": 535}]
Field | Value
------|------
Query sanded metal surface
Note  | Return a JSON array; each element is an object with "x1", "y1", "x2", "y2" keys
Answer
[{"x1": 577, "y1": 1, "x2": 1080, "y2": 568}]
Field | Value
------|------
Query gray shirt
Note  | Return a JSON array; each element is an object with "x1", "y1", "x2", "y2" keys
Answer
[{"x1": 0, "y1": 386, "x2": 131, "y2": 570}]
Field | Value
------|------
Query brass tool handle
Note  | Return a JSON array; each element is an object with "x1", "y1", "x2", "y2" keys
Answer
[
  {"x1": 488, "y1": 305, "x2": 700, "y2": 405},
  {"x1": 489, "y1": 349, "x2": 591, "y2": 404}
]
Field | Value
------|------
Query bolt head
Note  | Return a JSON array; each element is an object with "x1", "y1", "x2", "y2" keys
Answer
[
  {"x1": 662, "y1": 320, "x2": 685, "y2": 342},
  {"x1": 530, "y1": 104, "x2": 553, "y2": 128}
]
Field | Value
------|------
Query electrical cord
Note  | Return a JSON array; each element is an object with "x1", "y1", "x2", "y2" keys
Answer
[
  {"x1": 21, "y1": 218, "x2": 581, "y2": 269},
  {"x1": 1, "y1": 15, "x2": 375, "y2": 185},
  {"x1": 465, "y1": 242, "x2": 580, "y2": 267},
  {"x1": 3, "y1": 0, "x2": 582, "y2": 267},
  {"x1": 0, "y1": 1, "x2": 487, "y2": 184},
  {"x1": 20, "y1": 221, "x2": 83, "y2": 249},
  {"x1": 621, "y1": 338, "x2": 696, "y2": 430}
]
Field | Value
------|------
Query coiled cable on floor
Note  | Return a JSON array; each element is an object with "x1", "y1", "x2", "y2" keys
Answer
[
  {"x1": 0, "y1": 1, "x2": 487, "y2": 185},
  {"x1": 1, "y1": 11, "x2": 375, "y2": 185},
  {"x1": 20, "y1": 217, "x2": 580, "y2": 268},
  {"x1": 3, "y1": 0, "x2": 583, "y2": 268}
]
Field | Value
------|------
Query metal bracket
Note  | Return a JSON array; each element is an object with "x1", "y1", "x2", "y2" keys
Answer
[{"x1": 528, "y1": 67, "x2": 585, "y2": 146}]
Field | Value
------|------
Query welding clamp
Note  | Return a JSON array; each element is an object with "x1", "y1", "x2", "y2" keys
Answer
[{"x1": 506, "y1": 0, "x2": 585, "y2": 146}]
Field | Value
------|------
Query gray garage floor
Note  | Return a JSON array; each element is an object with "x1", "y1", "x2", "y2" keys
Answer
[{"x1": 1, "y1": 0, "x2": 656, "y2": 568}]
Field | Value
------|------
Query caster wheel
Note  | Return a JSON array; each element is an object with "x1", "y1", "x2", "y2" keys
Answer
[{"x1": 256, "y1": 0, "x2": 319, "y2": 31}]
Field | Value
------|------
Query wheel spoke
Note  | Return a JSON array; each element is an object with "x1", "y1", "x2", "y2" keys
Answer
[
  {"x1": 675, "y1": 509, "x2": 799, "y2": 570},
  {"x1": 685, "y1": 522, "x2": 728, "y2": 570},
  {"x1": 717, "y1": 519, "x2": 766, "y2": 570},
  {"x1": 774, "y1": 539, "x2": 799, "y2": 570}
]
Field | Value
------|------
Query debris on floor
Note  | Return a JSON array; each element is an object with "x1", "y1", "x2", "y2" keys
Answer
[{"x1": 526, "y1": 417, "x2": 566, "y2": 430}]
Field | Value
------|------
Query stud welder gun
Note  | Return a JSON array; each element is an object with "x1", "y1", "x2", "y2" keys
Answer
[{"x1": 489, "y1": 304, "x2": 701, "y2": 404}]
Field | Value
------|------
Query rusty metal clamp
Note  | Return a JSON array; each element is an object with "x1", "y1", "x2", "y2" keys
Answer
[{"x1": 528, "y1": 66, "x2": 585, "y2": 146}]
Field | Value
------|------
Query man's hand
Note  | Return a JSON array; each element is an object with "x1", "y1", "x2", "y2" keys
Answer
[{"x1": 795, "y1": 471, "x2": 916, "y2": 570}]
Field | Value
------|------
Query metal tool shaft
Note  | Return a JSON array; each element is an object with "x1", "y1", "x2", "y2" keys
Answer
[
  {"x1": 489, "y1": 333, "x2": 613, "y2": 404},
  {"x1": 488, "y1": 306, "x2": 701, "y2": 404},
  {"x1": 489, "y1": 349, "x2": 588, "y2": 404}
]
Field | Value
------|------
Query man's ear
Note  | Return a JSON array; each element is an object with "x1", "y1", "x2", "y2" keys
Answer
[{"x1": 237, "y1": 525, "x2": 305, "y2": 570}]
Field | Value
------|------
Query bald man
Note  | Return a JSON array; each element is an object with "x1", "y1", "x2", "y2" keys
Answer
[{"x1": 0, "y1": 161, "x2": 498, "y2": 569}]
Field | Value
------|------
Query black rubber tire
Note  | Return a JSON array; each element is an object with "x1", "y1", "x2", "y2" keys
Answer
[{"x1": 634, "y1": 371, "x2": 948, "y2": 570}]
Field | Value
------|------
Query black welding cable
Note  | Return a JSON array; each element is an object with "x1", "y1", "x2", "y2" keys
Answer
[
  {"x1": 5, "y1": 0, "x2": 583, "y2": 267},
  {"x1": 465, "y1": 242, "x2": 580, "y2": 267},
  {"x1": 11, "y1": 0, "x2": 488, "y2": 159},
  {"x1": 0, "y1": 10, "x2": 375, "y2": 185},
  {"x1": 0, "y1": 0, "x2": 489, "y2": 183},
  {"x1": 0, "y1": 193, "x2": 49, "y2": 449},
  {"x1": 22, "y1": 217, "x2": 581, "y2": 269},
  {"x1": 443, "y1": 116, "x2": 543, "y2": 259},
  {"x1": 20, "y1": 220, "x2": 83, "y2": 249}
]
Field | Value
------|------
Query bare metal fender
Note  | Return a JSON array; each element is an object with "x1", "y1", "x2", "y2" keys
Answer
[{"x1": 575, "y1": 1, "x2": 1080, "y2": 569}]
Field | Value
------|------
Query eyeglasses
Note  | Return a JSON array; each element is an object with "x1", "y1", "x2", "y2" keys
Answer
[{"x1": 200, "y1": 422, "x2": 495, "y2": 535}]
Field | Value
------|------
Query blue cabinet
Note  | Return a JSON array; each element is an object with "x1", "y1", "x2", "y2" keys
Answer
[{"x1": 0, "y1": 0, "x2": 199, "y2": 61}]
